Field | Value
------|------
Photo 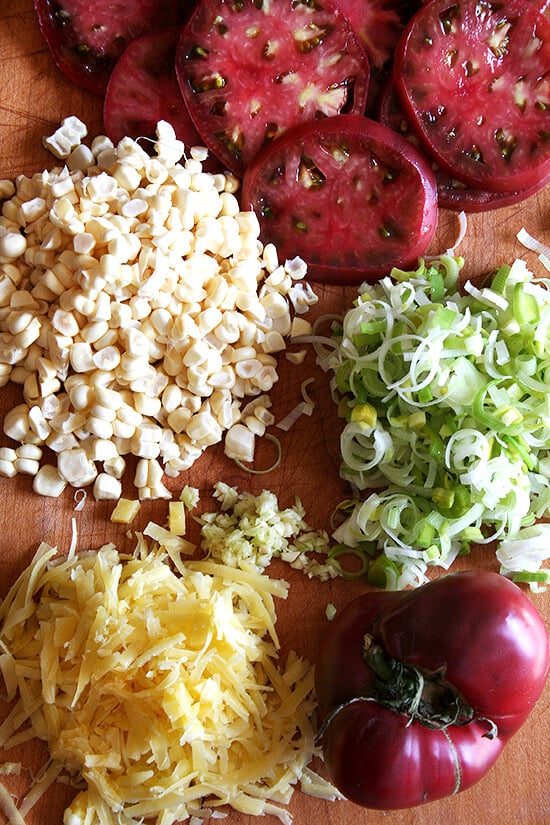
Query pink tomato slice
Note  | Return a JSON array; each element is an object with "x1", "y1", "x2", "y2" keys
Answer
[
  {"x1": 34, "y1": 0, "x2": 192, "y2": 95},
  {"x1": 241, "y1": 114, "x2": 438, "y2": 284},
  {"x1": 394, "y1": 0, "x2": 550, "y2": 193},
  {"x1": 378, "y1": 77, "x2": 549, "y2": 212},
  {"x1": 332, "y1": 0, "x2": 419, "y2": 112},
  {"x1": 175, "y1": 0, "x2": 370, "y2": 176}
]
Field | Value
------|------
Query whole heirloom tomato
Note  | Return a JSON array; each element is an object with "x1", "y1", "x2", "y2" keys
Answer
[{"x1": 315, "y1": 571, "x2": 549, "y2": 809}]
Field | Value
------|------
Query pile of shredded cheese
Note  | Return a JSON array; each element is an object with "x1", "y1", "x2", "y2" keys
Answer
[{"x1": 0, "y1": 538, "x2": 338, "y2": 824}]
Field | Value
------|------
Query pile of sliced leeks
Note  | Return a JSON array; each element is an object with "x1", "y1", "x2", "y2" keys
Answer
[{"x1": 324, "y1": 254, "x2": 550, "y2": 591}]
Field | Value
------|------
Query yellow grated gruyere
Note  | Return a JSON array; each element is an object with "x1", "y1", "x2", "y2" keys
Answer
[{"x1": 0, "y1": 539, "x2": 335, "y2": 825}]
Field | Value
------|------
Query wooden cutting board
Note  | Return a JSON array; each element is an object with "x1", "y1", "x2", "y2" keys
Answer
[{"x1": 0, "y1": 2, "x2": 549, "y2": 824}]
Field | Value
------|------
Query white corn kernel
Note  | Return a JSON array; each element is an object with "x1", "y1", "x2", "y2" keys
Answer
[
  {"x1": 46, "y1": 432, "x2": 79, "y2": 452},
  {"x1": 149, "y1": 481, "x2": 172, "y2": 500},
  {"x1": 28, "y1": 405, "x2": 51, "y2": 440},
  {"x1": 0, "y1": 231, "x2": 27, "y2": 259},
  {"x1": 161, "y1": 384, "x2": 183, "y2": 412},
  {"x1": 86, "y1": 172, "x2": 118, "y2": 202},
  {"x1": 87, "y1": 437, "x2": 118, "y2": 462},
  {"x1": 93, "y1": 346, "x2": 120, "y2": 371},
  {"x1": 224, "y1": 423, "x2": 255, "y2": 463},
  {"x1": 15, "y1": 444, "x2": 43, "y2": 461},
  {"x1": 166, "y1": 408, "x2": 192, "y2": 433},
  {"x1": 185, "y1": 411, "x2": 222, "y2": 446},
  {"x1": 288, "y1": 281, "x2": 318, "y2": 313},
  {"x1": 131, "y1": 439, "x2": 161, "y2": 460},
  {"x1": 0, "y1": 459, "x2": 17, "y2": 478},
  {"x1": 93, "y1": 472, "x2": 122, "y2": 500},
  {"x1": 290, "y1": 317, "x2": 313, "y2": 338},
  {"x1": 134, "y1": 394, "x2": 162, "y2": 417},
  {"x1": 88, "y1": 416, "x2": 114, "y2": 440},
  {"x1": 112, "y1": 419, "x2": 136, "y2": 439},
  {"x1": 52, "y1": 308, "x2": 79, "y2": 337},
  {"x1": 0, "y1": 179, "x2": 16, "y2": 199},
  {"x1": 285, "y1": 349, "x2": 307, "y2": 365},
  {"x1": 146, "y1": 458, "x2": 164, "y2": 488},
  {"x1": 91, "y1": 134, "x2": 114, "y2": 157},
  {"x1": 14, "y1": 457, "x2": 40, "y2": 475},
  {"x1": 68, "y1": 382, "x2": 94, "y2": 411},
  {"x1": 89, "y1": 403, "x2": 116, "y2": 422},
  {"x1": 32, "y1": 464, "x2": 67, "y2": 497},
  {"x1": 117, "y1": 404, "x2": 143, "y2": 428},
  {"x1": 134, "y1": 458, "x2": 149, "y2": 489},
  {"x1": 58, "y1": 448, "x2": 97, "y2": 486},
  {"x1": 104, "y1": 455, "x2": 126, "y2": 479},
  {"x1": 0, "y1": 117, "x2": 319, "y2": 500},
  {"x1": 94, "y1": 386, "x2": 123, "y2": 410},
  {"x1": 263, "y1": 330, "x2": 286, "y2": 353},
  {"x1": 4, "y1": 404, "x2": 29, "y2": 441},
  {"x1": 68, "y1": 143, "x2": 95, "y2": 172}
]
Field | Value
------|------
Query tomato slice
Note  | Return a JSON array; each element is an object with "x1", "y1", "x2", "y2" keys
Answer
[
  {"x1": 103, "y1": 27, "x2": 221, "y2": 172},
  {"x1": 332, "y1": 0, "x2": 418, "y2": 111},
  {"x1": 378, "y1": 77, "x2": 549, "y2": 211},
  {"x1": 34, "y1": 0, "x2": 192, "y2": 95},
  {"x1": 394, "y1": 0, "x2": 550, "y2": 193},
  {"x1": 241, "y1": 115, "x2": 438, "y2": 284},
  {"x1": 175, "y1": 0, "x2": 370, "y2": 175}
]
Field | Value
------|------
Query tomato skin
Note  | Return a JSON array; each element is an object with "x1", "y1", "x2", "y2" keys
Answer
[
  {"x1": 316, "y1": 571, "x2": 549, "y2": 809},
  {"x1": 377, "y1": 76, "x2": 550, "y2": 212},
  {"x1": 321, "y1": 701, "x2": 504, "y2": 808},
  {"x1": 375, "y1": 571, "x2": 550, "y2": 729}
]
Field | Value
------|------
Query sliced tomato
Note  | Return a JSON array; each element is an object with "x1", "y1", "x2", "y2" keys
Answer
[
  {"x1": 175, "y1": 0, "x2": 370, "y2": 175},
  {"x1": 333, "y1": 0, "x2": 413, "y2": 73},
  {"x1": 378, "y1": 78, "x2": 549, "y2": 211},
  {"x1": 435, "y1": 171, "x2": 549, "y2": 212},
  {"x1": 103, "y1": 27, "x2": 221, "y2": 172},
  {"x1": 34, "y1": 0, "x2": 192, "y2": 95},
  {"x1": 332, "y1": 0, "x2": 418, "y2": 111},
  {"x1": 394, "y1": 0, "x2": 550, "y2": 193},
  {"x1": 241, "y1": 115, "x2": 438, "y2": 284}
]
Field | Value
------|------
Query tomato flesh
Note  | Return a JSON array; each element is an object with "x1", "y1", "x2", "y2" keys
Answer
[
  {"x1": 34, "y1": 0, "x2": 191, "y2": 94},
  {"x1": 316, "y1": 571, "x2": 550, "y2": 809},
  {"x1": 241, "y1": 114, "x2": 438, "y2": 284},
  {"x1": 175, "y1": 0, "x2": 370, "y2": 175},
  {"x1": 394, "y1": 0, "x2": 550, "y2": 193}
]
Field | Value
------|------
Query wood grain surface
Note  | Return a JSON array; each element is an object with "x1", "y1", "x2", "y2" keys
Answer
[{"x1": 0, "y1": 2, "x2": 549, "y2": 824}]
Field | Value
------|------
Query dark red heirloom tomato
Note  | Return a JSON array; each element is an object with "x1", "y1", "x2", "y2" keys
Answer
[
  {"x1": 394, "y1": 0, "x2": 550, "y2": 194},
  {"x1": 241, "y1": 115, "x2": 438, "y2": 284},
  {"x1": 315, "y1": 571, "x2": 549, "y2": 809}
]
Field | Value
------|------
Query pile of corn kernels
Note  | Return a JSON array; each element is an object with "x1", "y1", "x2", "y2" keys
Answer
[{"x1": 0, "y1": 118, "x2": 317, "y2": 500}]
